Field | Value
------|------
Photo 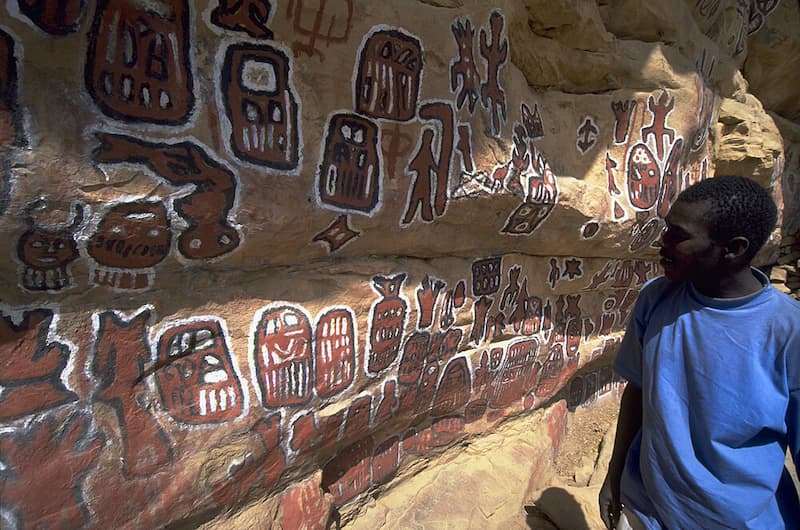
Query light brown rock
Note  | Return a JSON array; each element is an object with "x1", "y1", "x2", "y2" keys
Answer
[{"x1": 0, "y1": 0, "x2": 797, "y2": 527}]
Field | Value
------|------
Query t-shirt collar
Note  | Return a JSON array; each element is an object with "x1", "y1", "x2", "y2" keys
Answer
[{"x1": 688, "y1": 267, "x2": 771, "y2": 309}]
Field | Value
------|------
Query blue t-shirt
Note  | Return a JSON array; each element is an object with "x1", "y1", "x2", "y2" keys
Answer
[{"x1": 614, "y1": 270, "x2": 800, "y2": 529}]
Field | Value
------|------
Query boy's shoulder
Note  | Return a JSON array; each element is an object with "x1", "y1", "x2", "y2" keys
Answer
[
  {"x1": 767, "y1": 288, "x2": 800, "y2": 325},
  {"x1": 770, "y1": 287, "x2": 800, "y2": 309},
  {"x1": 636, "y1": 275, "x2": 682, "y2": 307}
]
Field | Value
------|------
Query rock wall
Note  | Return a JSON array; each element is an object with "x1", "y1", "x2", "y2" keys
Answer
[{"x1": 0, "y1": 1, "x2": 797, "y2": 528}]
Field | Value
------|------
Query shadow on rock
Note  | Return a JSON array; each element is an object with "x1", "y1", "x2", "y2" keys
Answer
[{"x1": 526, "y1": 486, "x2": 594, "y2": 530}]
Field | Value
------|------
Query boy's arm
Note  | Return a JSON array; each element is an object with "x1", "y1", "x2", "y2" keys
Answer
[
  {"x1": 788, "y1": 333, "x2": 800, "y2": 473},
  {"x1": 789, "y1": 381, "x2": 799, "y2": 473},
  {"x1": 599, "y1": 382, "x2": 642, "y2": 529}
]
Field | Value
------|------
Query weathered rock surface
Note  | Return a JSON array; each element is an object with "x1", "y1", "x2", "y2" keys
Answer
[{"x1": 0, "y1": 0, "x2": 797, "y2": 528}]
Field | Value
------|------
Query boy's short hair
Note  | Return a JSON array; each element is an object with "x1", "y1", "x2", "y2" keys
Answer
[{"x1": 676, "y1": 175, "x2": 778, "y2": 261}]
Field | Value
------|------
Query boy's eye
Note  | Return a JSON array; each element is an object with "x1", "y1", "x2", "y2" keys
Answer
[{"x1": 663, "y1": 227, "x2": 688, "y2": 242}]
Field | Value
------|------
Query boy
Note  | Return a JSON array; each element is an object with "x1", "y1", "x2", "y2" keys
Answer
[{"x1": 599, "y1": 175, "x2": 800, "y2": 529}]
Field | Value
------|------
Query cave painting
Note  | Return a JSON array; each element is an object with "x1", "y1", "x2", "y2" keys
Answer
[
  {"x1": 354, "y1": 27, "x2": 423, "y2": 122},
  {"x1": 441, "y1": 281, "x2": 466, "y2": 330},
  {"x1": 568, "y1": 373, "x2": 585, "y2": 408},
  {"x1": 251, "y1": 304, "x2": 313, "y2": 408},
  {"x1": 0, "y1": 149, "x2": 11, "y2": 216},
  {"x1": 480, "y1": 11, "x2": 508, "y2": 137},
  {"x1": 449, "y1": 18, "x2": 481, "y2": 114},
  {"x1": 209, "y1": 413, "x2": 286, "y2": 506},
  {"x1": 490, "y1": 106, "x2": 559, "y2": 236},
  {"x1": 341, "y1": 394, "x2": 371, "y2": 439},
  {"x1": 562, "y1": 258, "x2": 584, "y2": 281},
  {"x1": 279, "y1": 474, "x2": 331, "y2": 529},
  {"x1": 402, "y1": 101, "x2": 454, "y2": 225},
  {"x1": 91, "y1": 307, "x2": 174, "y2": 477},
  {"x1": 16, "y1": 198, "x2": 83, "y2": 292},
  {"x1": 211, "y1": 0, "x2": 274, "y2": 39},
  {"x1": 584, "y1": 372, "x2": 598, "y2": 407},
  {"x1": 450, "y1": 124, "x2": 499, "y2": 199},
  {"x1": 697, "y1": 0, "x2": 721, "y2": 19},
  {"x1": 367, "y1": 273, "x2": 408, "y2": 375},
  {"x1": 455, "y1": 123, "x2": 476, "y2": 174},
  {"x1": 464, "y1": 349, "x2": 494, "y2": 420},
  {"x1": 314, "y1": 307, "x2": 356, "y2": 398},
  {"x1": 499, "y1": 265, "x2": 520, "y2": 312},
  {"x1": 468, "y1": 295, "x2": 493, "y2": 345},
  {"x1": 398, "y1": 332, "x2": 429, "y2": 386},
  {"x1": 521, "y1": 102, "x2": 544, "y2": 140},
  {"x1": 322, "y1": 437, "x2": 373, "y2": 505},
  {"x1": 403, "y1": 130, "x2": 437, "y2": 224},
  {"x1": 0, "y1": 308, "x2": 78, "y2": 421},
  {"x1": 14, "y1": 0, "x2": 87, "y2": 34},
  {"x1": 626, "y1": 143, "x2": 661, "y2": 211},
  {"x1": 431, "y1": 355, "x2": 471, "y2": 417},
  {"x1": 548, "y1": 259, "x2": 561, "y2": 290},
  {"x1": 0, "y1": 29, "x2": 22, "y2": 147},
  {"x1": 586, "y1": 258, "x2": 655, "y2": 290},
  {"x1": 501, "y1": 150, "x2": 559, "y2": 236},
  {"x1": 576, "y1": 116, "x2": 599, "y2": 154},
  {"x1": 371, "y1": 436, "x2": 400, "y2": 486},
  {"x1": 748, "y1": 0, "x2": 782, "y2": 34},
  {"x1": 416, "y1": 275, "x2": 445, "y2": 330},
  {"x1": 289, "y1": 407, "x2": 345, "y2": 459},
  {"x1": 317, "y1": 112, "x2": 381, "y2": 215},
  {"x1": 629, "y1": 215, "x2": 662, "y2": 253},
  {"x1": 0, "y1": 413, "x2": 103, "y2": 529},
  {"x1": 429, "y1": 328, "x2": 462, "y2": 364},
  {"x1": 605, "y1": 151, "x2": 621, "y2": 196},
  {"x1": 507, "y1": 275, "x2": 531, "y2": 334},
  {"x1": 409, "y1": 357, "x2": 439, "y2": 416},
  {"x1": 312, "y1": 214, "x2": 360, "y2": 252},
  {"x1": 472, "y1": 256, "x2": 502, "y2": 297},
  {"x1": 381, "y1": 122, "x2": 413, "y2": 179},
  {"x1": 86, "y1": 200, "x2": 170, "y2": 290},
  {"x1": 611, "y1": 99, "x2": 636, "y2": 144},
  {"x1": 85, "y1": 0, "x2": 194, "y2": 125},
  {"x1": 221, "y1": 43, "x2": 300, "y2": 170},
  {"x1": 536, "y1": 341, "x2": 566, "y2": 399},
  {"x1": 489, "y1": 338, "x2": 539, "y2": 409},
  {"x1": 606, "y1": 152, "x2": 627, "y2": 221},
  {"x1": 374, "y1": 378, "x2": 399, "y2": 426},
  {"x1": 285, "y1": 0, "x2": 353, "y2": 60},
  {"x1": 641, "y1": 90, "x2": 676, "y2": 160},
  {"x1": 93, "y1": 133, "x2": 241, "y2": 260},
  {"x1": 657, "y1": 137, "x2": 685, "y2": 218},
  {"x1": 404, "y1": 415, "x2": 466, "y2": 454},
  {"x1": 691, "y1": 50, "x2": 716, "y2": 152},
  {"x1": 504, "y1": 122, "x2": 533, "y2": 197},
  {"x1": 581, "y1": 221, "x2": 601, "y2": 239},
  {"x1": 727, "y1": 0, "x2": 748, "y2": 56},
  {"x1": 154, "y1": 318, "x2": 246, "y2": 424},
  {"x1": 567, "y1": 366, "x2": 622, "y2": 409}
]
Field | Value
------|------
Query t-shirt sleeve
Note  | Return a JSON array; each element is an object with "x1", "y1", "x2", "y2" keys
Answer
[
  {"x1": 789, "y1": 388, "x2": 799, "y2": 472},
  {"x1": 612, "y1": 281, "x2": 658, "y2": 388},
  {"x1": 613, "y1": 312, "x2": 643, "y2": 387},
  {"x1": 787, "y1": 336, "x2": 800, "y2": 471}
]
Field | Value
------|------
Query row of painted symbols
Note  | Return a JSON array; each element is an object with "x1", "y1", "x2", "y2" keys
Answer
[{"x1": 1, "y1": 254, "x2": 657, "y2": 426}]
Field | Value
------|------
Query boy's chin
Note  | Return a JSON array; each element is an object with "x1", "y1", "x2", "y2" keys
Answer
[
  {"x1": 661, "y1": 264, "x2": 686, "y2": 282},
  {"x1": 660, "y1": 260, "x2": 676, "y2": 278}
]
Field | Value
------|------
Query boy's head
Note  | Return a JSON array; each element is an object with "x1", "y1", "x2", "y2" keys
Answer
[{"x1": 660, "y1": 175, "x2": 777, "y2": 285}]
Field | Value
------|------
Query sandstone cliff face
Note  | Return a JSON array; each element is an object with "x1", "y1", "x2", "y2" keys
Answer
[{"x1": 0, "y1": 1, "x2": 796, "y2": 528}]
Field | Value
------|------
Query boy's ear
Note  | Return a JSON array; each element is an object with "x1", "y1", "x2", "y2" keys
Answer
[{"x1": 723, "y1": 236, "x2": 751, "y2": 261}]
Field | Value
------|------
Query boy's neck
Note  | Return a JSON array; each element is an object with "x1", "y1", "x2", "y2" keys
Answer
[{"x1": 691, "y1": 266, "x2": 763, "y2": 299}]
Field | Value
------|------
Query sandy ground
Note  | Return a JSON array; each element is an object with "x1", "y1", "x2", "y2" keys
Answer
[{"x1": 525, "y1": 396, "x2": 619, "y2": 530}]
